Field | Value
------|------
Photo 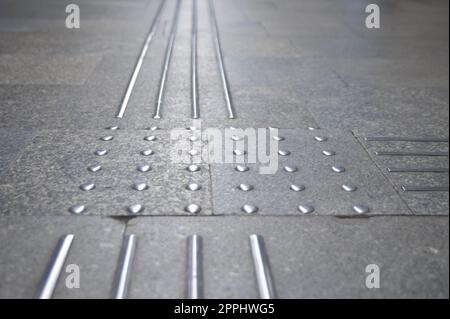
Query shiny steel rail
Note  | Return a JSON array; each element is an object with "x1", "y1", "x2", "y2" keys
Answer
[
  {"x1": 186, "y1": 234, "x2": 203, "y2": 299},
  {"x1": 112, "y1": 234, "x2": 137, "y2": 299},
  {"x1": 191, "y1": 0, "x2": 199, "y2": 119},
  {"x1": 249, "y1": 234, "x2": 276, "y2": 299}
]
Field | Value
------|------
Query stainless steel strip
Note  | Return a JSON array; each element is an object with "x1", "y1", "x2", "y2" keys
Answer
[
  {"x1": 249, "y1": 234, "x2": 276, "y2": 299},
  {"x1": 209, "y1": 0, "x2": 236, "y2": 119},
  {"x1": 388, "y1": 167, "x2": 449, "y2": 173},
  {"x1": 375, "y1": 151, "x2": 449, "y2": 156},
  {"x1": 191, "y1": 0, "x2": 199, "y2": 119},
  {"x1": 401, "y1": 186, "x2": 449, "y2": 192},
  {"x1": 186, "y1": 234, "x2": 203, "y2": 299},
  {"x1": 34, "y1": 234, "x2": 75, "y2": 299},
  {"x1": 153, "y1": 0, "x2": 182, "y2": 119},
  {"x1": 365, "y1": 137, "x2": 449, "y2": 143},
  {"x1": 116, "y1": 0, "x2": 166, "y2": 118},
  {"x1": 112, "y1": 234, "x2": 137, "y2": 299}
]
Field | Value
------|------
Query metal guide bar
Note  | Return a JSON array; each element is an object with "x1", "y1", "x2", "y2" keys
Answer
[
  {"x1": 186, "y1": 234, "x2": 203, "y2": 299},
  {"x1": 375, "y1": 151, "x2": 449, "y2": 156},
  {"x1": 388, "y1": 167, "x2": 449, "y2": 173},
  {"x1": 365, "y1": 137, "x2": 449, "y2": 143},
  {"x1": 153, "y1": 0, "x2": 182, "y2": 119},
  {"x1": 401, "y1": 186, "x2": 449, "y2": 192},
  {"x1": 249, "y1": 234, "x2": 276, "y2": 299},
  {"x1": 112, "y1": 234, "x2": 137, "y2": 299},
  {"x1": 191, "y1": 0, "x2": 199, "y2": 119},
  {"x1": 34, "y1": 234, "x2": 75, "y2": 299},
  {"x1": 209, "y1": 0, "x2": 236, "y2": 119},
  {"x1": 116, "y1": 0, "x2": 166, "y2": 118}
]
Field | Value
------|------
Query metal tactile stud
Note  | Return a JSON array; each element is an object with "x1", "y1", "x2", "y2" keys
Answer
[
  {"x1": 185, "y1": 204, "x2": 201, "y2": 214},
  {"x1": 127, "y1": 204, "x2": 144, "y2": 214},
  {"x1": 69, "y1": 204, "x2": 85, "y2": 214},
  {"x1": 235, "y1": 165, "x2": 250, "y2": 172},
  {"x1": 79, "y1": 182, "x2": 95, "y2": 191},
  {"x1": 308, "y1": 126, "x2": 320, "y2": 131},
  {"x1": 100, "y1": 136, "x2": 114, "y2": 141},
  {"x1": 238, "y1": 184, "x2": 254, "y2": 192},
  {"x1": 322, "y1": 150, "x2": 336, "y2": 156},
  {"x1": 233, "y1": 150, "x2": 246, "y2": 156},
  {"x1": 298, "y1": 204, "x2": 315, "y2": 214},
  {"x1": 273, "y1": 136, "x2": 285, "y2": 141},
  {"x1": 147, "y1": 126, "x2": 159, "y2": 131},
  {"x1": 342, "y1": 183, "x2": 357, "y2": 192},
  {"x1": 106, "y1": 126, "x2": 119, "y2": 130},
  {"x1": 353, "y1": 205, "x2": 370, "y2": 214},
  {"x1": 132, "y1": 183, "x2": 148, "y2": 191},
  {"x1": 189, "y1": 136, "x2": 199, "y2": 142},
  {"x1": 314, "y1": 136, "x2": 328, "y2": 142},
  {"x1": 141, "y1": 149, "x2": 154, "y2": 156},
  {"x1": 290, "y1": 184, "x2": 305, "y2": 192},
  {"x1": 231, "y1": 135, "x2": 243, "y2": 141},
  {"x1": 187, "y1": 164, "x2": 201, "y2": 172},
  {"x1": 144, "y1": 135, "x2": 157, "y2": 141},
  {"x1": 284, "y1": 166, "x2": 298, "y2": 173},
  {"x1": 278, "y1": 150, "x2": 291, "y2": 156},
  {"x1": 94, "y1": 149, "x2": 108, "y2": 156},
  {"x1": 186, "y1": 183, "x2": 201, "y2": 191},
  {"x1": 332, "y1": 166, "x2": 346, "y2": 173},
  {"x1": 189, "y1": 149, "x2": 199, "y2": 156},
  {"x1": 242, "y1": 204, "x2": 258, "y2": 214},
  {"x1": 88, "y1": 164, "x2": 102, "y2": 172},
  {"x1": 137, "y1": 164, "x2": 151, "y2": 172},
  {"x1": 268, "y1": 126, "x2": 278, "y2": 131}
]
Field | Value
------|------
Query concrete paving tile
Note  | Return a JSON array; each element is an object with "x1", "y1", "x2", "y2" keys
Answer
[{"x1": 0, "y1": 127, "x2": 34, "y2": 178}]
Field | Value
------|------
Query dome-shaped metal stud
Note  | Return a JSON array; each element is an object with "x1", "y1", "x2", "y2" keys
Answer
[
  {"x1": 127, "y1": 204, "x2": 144, "y2": 214},
  {"x1": 298, "y1": 204, "x2": 314, "y2": 214},
  {"x1": 141, "y1": 149, "x2": 154, "y2": 156},
  {"x1": 189, "y1": 149, "x2": 199, "y2": 156},
  {"x1": 233, "y1": 150, "x2": 246, "y2": 156},
  {"x1": 189, "y1": 136, "x2": 199, "y2": 142},
  {"x1": 273, "y1": 136, "x2": 285, "y2": 141},
  {"x1": 133, "y1": 183, "x2": 148, "y2": 191},
  {"x1": 278, "y1": 150, "x2": 291, "y2": 156},
  {"x1": 185, "y1": 204, "x2": 201, "y2": 214},
  {"x1": 100, "y1": 136, "x2": 113, "y2": 141},
  {"x1": 187, "y1": 164, "x2": 201, "y2": 172},
  {"x1": 342, "y1": 183, "x2": 357, "y2": 192},
  {"x1": 284, "y1": 166, "x2": 298, "y2": 173},
  {"x1": 88, "y1": 164, "x2": 102, "y2": 172},
  {"x1": 238, "y1": 184, "x2": 254, "y2": 191},
  {"x1": 94, "y1": 149, "x2": 108, "y2": 156},
  {"x1": 79, "y1": 182, "x2": 95, "y2": 191},
  {"x1": 137, "y1": 164, "x2": 151, "y2": 172},
  {"x1": 308, "y1": 126, "x2": 320, "y2": 131},
  {"x1": 106, "y1": 126, "x2": 119, "y2": 130},
  {"x1": 332, "y1": 166, "x2": 346, "y2": 173},
  {"x1": 241, "y1": 204, "x2": 258, "y2": 214},
  {"x1": 186, "y1": 183, "x2": 201, "y2": 191},
  {"x1": 147, "y1": 126, "x2": 159, "y2": 131},
  {"x1": 231, "y1": 135, "x2": 243, "y2": 141},
  {"x1": 314, "y1": 136, "x2": 327, "y2": 142},
  {"x1": 144, "y1": 135, "x2": 157, "y2": 141},
  {"x1": 322, "y1": 150, "x2": 335, "y2": 156},
  {"x1": 290, "y1": 184, "x2": 305, "y2": 192},
  {"x1": 353, "y1": 205, "x2": 369, "y2": 214},
  {"x1": 69, "y1": 204, "x2": 85, "y2": 214},
  {"x1": 268, "y1": 126, "x2": 278, "y2": 131},
  {"x1": 235, "y1": 165, "x2": 249, "y2": 172}
]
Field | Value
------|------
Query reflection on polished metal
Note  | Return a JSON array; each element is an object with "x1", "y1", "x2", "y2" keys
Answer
[
  {"x1": 116, "y1": 0, "x2": 165, "y2": 118},
  {"x1": 375, "y1": 151, "x2": 449, "y2": 156},
  {"x1": 133, "y1": 183, "x2": 148, "y2": 191},
  {"x1": 284, "y1": 166, "x2": 297, "y2": 173},
  {"x1": 94, "y1": 149, "x2": 108, "y2": 156},
  {"x1": 186, "y1": 183, "x2": 202, "y2": 191},
  {"x1": 141, "y1": 149, "x2": 154, "y2": 156},
  {"x1": 242, "y1": 204, "x2": 258, "y2": 214},
  {"x1": 127, "y1": 204, "x2": 144, "y2": 214},
  {"x1": 153, "y1": 0, "x2": 182, "y2": 119},
  {"x1": 278, "y1": 150, "x2": 291, "y2": 156},
  {"x1": 314, "y1": 136, "x2": 328, "y2": 142},
  {"x1": 137, "y1": 164, "x2": 151, "y2": 172},
  {"x1": 342, "y1": 183, "x2": 357, "y2": 192},
  {"x1": 290, "y1": 184, "x2": 305, "y2": 192},
  {"x1": 107, "y1": 126, "x2": 120, "y2": 130},
  {"x1": 185, "y1": 204, "x2": 201, "y2": 214},
  {"x1": 34, "y1": 234, "x2": 74, "y2": 299},
  {"x1": 88, "y1": 164, "x2": 102, "y2": 172},
  {"x1": 233, "y1": 149, "x2": 246, "y2": 156},
  {"x1": 209, "y1": 0, "x2": 236, "y2": 119},
  {"x1": 365, "y1": 137, "x2": 449, "y2": 142},
  {"x1": 249, "y1": 235, "x2": 276, "y2": 299},
  {"x1": 100, "y1": 135, "x2": 113, "y2": 141},
  {"x1": 69, "y1": 204, "x2": 85, "y2": 214},
  {"x1": 322, "y1": 150, "x2": 335, "y2": 156},
  {"x1": 187, "y1": 164, "x2": 201, "y2": 172},
  {"x1": 273, "y1": 136, "x2": 285, "y2": 141},
  {"x1": 298, "y1": 204, "x2": 314, "y2": 214},
  {"x1": 401, "y1": 185, "x2": 449, "y2": 192},
  {"x1": 191, "y1": 0, "x2": 199, "y2": 119},
  {"x1": 144, "y1": 135, "x2": 157, "y2": 141},
  {"x1": 238, "y1": 183, "x2": 254, "y2": 191},
  {"x1": 79, "y1": 182, "x2": 95, "y2": 191},
  {"x1": 353, "y1": 205, "x2": 370, "y2": 214},
  {"x1": 388, "y1": 167, "x2": 449, "y2": 173},
  {"x1": 112, "y1": 234, "x2": 137, "y2": 299},
  {"x1": 186, "y1": 235, "x2": 203, "y2": 299},
  {"x1": 332, "y1": 166, "x2": 346, "y2": 173},
  {"x1": 235, "y1": 164, "x2": 250, "y2": 172}
]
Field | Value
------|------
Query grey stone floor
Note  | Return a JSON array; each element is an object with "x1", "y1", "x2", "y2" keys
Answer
[{"x1": 0, "y1": 0, "x2": 448, "y2": 298}]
